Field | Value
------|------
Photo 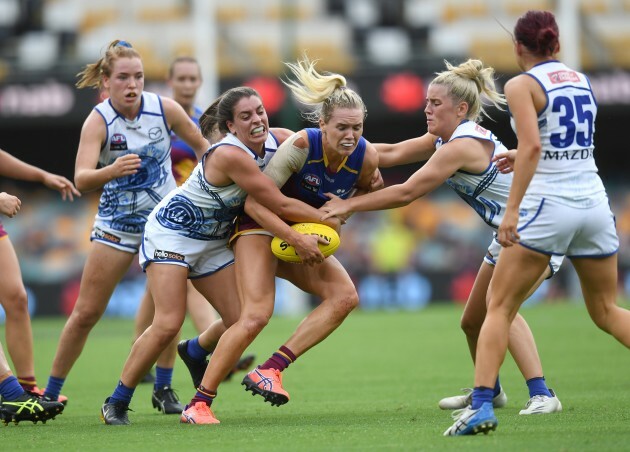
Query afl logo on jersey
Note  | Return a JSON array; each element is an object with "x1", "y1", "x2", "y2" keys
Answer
[
  {"x1": 301, "y1": 173, "x2": 321, "y2": 193},
  {"x1": 111, "y1": 133, "x2": 128, "y2": 151},
  {"x1": 149, "y1": 127, "x2": 163, "y2": 140}
]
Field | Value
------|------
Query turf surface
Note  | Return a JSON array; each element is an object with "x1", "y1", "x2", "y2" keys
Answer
[{"x1": 2, "y1": 302, "x2": 629, "y2": 451}]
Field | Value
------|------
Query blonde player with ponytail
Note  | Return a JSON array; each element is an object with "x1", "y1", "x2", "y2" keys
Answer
[
  {"x1": 321, "y1": 58, "x2": 564, "y2": 419},
  {"x1": 180, "y1": 57, "x2": 378, "y2": 424}
]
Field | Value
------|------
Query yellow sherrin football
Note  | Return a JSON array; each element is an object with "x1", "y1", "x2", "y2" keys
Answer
[{"x1": 271, "y1": 222, "x2": 341, "y2": 263}]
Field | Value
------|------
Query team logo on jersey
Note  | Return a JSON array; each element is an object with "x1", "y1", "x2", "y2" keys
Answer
[
  {"x1": 548, "y1": 70, "x2": 580, "y2": 84},
  {"x1": 300, "y1": 173, "x2": 321, "y2": 193},
  {"x1": 149, "y1": 127, "x2": 163, "y2": 140},
  {"x1": 110, "y1": 133, "x2": 128, "y2": 151},
  {"x1": 154, "y1": 249, "x2": 185, "y2": 261}
]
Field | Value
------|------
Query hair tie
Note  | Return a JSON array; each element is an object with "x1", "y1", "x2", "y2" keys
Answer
[{"x1": 116, "y1": 40, "x2": 132, "y2": 48}]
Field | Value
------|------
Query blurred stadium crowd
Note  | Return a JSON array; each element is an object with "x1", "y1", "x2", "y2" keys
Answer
[{"x1": 1, "y1": 0, "x2": 630, "y2": 318}]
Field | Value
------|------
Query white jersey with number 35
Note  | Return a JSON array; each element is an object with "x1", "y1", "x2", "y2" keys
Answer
[{"x1": 514, "y1": 60, "x2": 605, "y2": 206}]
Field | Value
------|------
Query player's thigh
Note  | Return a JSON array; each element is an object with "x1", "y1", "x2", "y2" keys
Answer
[
  {"x1": 489, "y1": 245, "x2": 549, "y2": 317},
  {"x1": 75, "y1": 242, "x2": 136, "y2": 311},
  {"x1": 277, "y1": 256, "x2": 356, "y2": 300},
  {"x1": 146, "y1": 262, "x2": 188, "y2": 325},
  {"x1": 462, "y1": 260, "x2": 494, "y2": 329},
  {"x1": 192, "y1": 265, "x2": 241, "y2": 325},
  {"x1": 0, "y1": 237, "x2": 27, "y2": 305},
  {"x1": 571, "y1": 254, "x2": 618, "y2": 315},
  {"x1": 185, "y1": 280, "x2": 216, "y2": 316},
  {"x1": 233, "y1": 235, "x2": 277, "y2": 317}
]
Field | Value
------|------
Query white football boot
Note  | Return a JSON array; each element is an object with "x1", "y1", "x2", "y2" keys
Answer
[
  {"x1": 439, "y1": 387, "x2": 508, "y2": 410},
  {"x1": 519, "y1": 389, "x2": 562, "y2": 415}
]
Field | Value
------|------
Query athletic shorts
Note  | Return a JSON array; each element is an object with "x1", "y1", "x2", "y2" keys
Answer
[
  {"x1": 229, "y1": 213, "x2": 273, "y2": 246},
  {"x1": 140, "y1": 220, "x2": 234, "y2": 278},
  {"x1": 516, "y1": 195, "x2": 619, "y2": 258},
  {"x1": 484, "y1": 235, "x2": 564, "y2": 278},
  {"x1": 90, "y1": 219, "x2": 142, "y2": 254},
  {"x1": 0, "y1": 221, "x2": 7, "y2": 239}
]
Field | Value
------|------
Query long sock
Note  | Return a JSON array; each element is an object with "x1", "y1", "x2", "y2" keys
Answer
[
  {"x1": 526, "y1": 376, "x2": 552, "y2": 398},
  {"x1": 110, "y1": 380, "x2": 135, "y2": 405},
  {"x1": 186, "y1": 337, "x2": 210, "y2": 361},
  {"x1": 259, "y1": 345, "x2": 297, "y2": 372},
  {"x1": 493, "y1": 376, "x2": 501, "y2": 397},
  {"x1": 17, "y1": 375, "x2": 37, "y2": 391},
  {"x1": 0, "y1": 376, "x2": 26, "y2": 401},
  {"x1": 154, "y1": 366, "x2": 173, "y2": 389},
  {"x1": 43, "y1": 376, "x2": 65, "y2": 400},
  {"x1": 471, "y1": 386, "x2": 494, "y2": 410},
  {"x1": 190, "y1": 385, "x2": 216, "y2": 407}
]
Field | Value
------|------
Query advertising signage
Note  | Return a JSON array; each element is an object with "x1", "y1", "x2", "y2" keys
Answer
[{"x1": 1, "y1": 70, "x2": 629, "y2": 126}]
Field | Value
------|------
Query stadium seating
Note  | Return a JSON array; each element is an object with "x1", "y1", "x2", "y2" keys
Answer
[{"x1": 0, "y1": 0, "x2": 629, "y2": 80}]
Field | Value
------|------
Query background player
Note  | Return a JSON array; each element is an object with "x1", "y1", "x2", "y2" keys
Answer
[
  {"x1": 444, "y1": 10, "x2": 630, "y2": 436},
  {"x1": 320, "y1": 58, "x2": 562, "y2": 416},
  {"x1": 42, "y1": 40, "x2": 209, "y2": 408},
  {"x1": 0, "y1": 147, "x2": 79, "y2": 403}
]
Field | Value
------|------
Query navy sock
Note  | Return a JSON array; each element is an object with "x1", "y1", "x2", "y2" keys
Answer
[
  {"x1": 154, "y1": 366, "x2": 173, "y2": 389},
  {"x1": 0, "y1": 376, "x2": 26, "y2": 401},
  {"x1": 526, "y1": 376, "x2": 552, "y2": 398},
  {"x1": 110, "y1": 380, "x2": 135, "y2": 405},
  {"x1": 44, "y1": 376, "x2": 65, "y2": 400},
  {"x1": 471, "y1": 386, "x2": 494, "y2": 410},
  {"x1": 493, "y1": 376, "x2": 502, "y2": 397},
  {"x1": 187, "y1": 337, "x2": 210, "y2": 361}
]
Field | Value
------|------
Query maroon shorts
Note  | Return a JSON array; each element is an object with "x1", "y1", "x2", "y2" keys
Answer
[
  {"x1": 0, "y1": 221, "x2": 7, "y2": 239},
  {"x1": 229, "y1": 213, "x2": 273, "y2": 246}
]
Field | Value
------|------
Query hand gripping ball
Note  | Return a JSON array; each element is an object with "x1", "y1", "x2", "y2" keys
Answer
[{"x1": 271, "y1": 222, "x2": 341, "y2": 263}]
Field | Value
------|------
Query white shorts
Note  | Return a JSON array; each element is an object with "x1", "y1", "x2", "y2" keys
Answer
[
  {"x1": 140, "y1": 220, "x2": 234, "y2": 278},
  {"x1": 516, "y1": 195, "x2": 619, "y2": 258},
  {"x1": 484, "y1": 235, "x2": 564, "y2": 278},
  {"x1": 91, "y1": 220, "x2": 142, "y2": 254}
]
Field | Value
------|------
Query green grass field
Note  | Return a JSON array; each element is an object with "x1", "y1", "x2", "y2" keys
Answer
[{"x1": 2, "y1": 302, "x2": 630, "y2": 451}]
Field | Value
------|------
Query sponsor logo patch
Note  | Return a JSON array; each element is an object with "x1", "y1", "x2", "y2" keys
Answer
[
  {"x1": 474, "y1": 124, "x2": 488, "y2": 135},
  {"x1": 148, "y1": 127, "x2": 163, "y2": 140},
  {"x1": 110, "y1": 133, "x2": 128, "y2": 151},
  {"x1": 548, "y1": 70, "x2": 580, "y2": 84},
  {"x1": 154, "y1": 249, "x2": 185, "y2": 261},
  {"x1": 94, "y1": 227, "x2": 122, "y2": 243}
]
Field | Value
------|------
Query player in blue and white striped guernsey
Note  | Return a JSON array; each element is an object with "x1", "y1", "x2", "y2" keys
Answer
[
  {"x1": 319, "y1": 58, "x2": 563, "y2": 423},
  {"x1": 186, "y1": 57, "x2": 379, "y2": 419},
  {"x1": 42, "y1": 40, "x2": 209, "y2": 414},
  {"x1": 445, "y1": 10, "x2": 630, "y2": 436},
  {"x1": 102, "y1": 86, "x2": 329, "y2": 425}
]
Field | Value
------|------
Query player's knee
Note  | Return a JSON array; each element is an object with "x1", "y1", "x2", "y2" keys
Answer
[
  {"x1": 154, "y1": 323, "x2": 181, "y2": 345},
  {"x1": 0, "y1": 285, "x2": 28, "y2": 313},
  {"x1": 334, "y1": 290, "x2": 359, "y2": 316},
  {"x1": 70, "y1": 307, "x2": 103, "y2": 329},
  {"x1": 589, "y1": 305, "x2": 613, "y2": 333},
  {"x1": 460, "y1": 313, "x2": 482, "y2": 338},
  {"x1": 240, "y1": 314, "x2": 270, "y2": 338}
]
